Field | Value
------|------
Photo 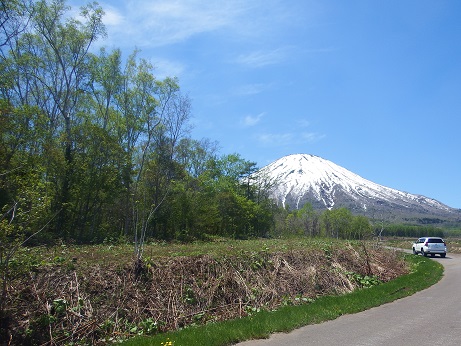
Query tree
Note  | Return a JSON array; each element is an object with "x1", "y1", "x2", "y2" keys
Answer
[
  {"x1": 1, "y1": 0, "x2": 106, "y2": 237},
  {"x1": 88, "y1": 47, "x2": 123, "y2": 130},
  {"x1": 175, "y1": 138, "x2": 219, "y2": 178},
  {"x1": 0, "y1": 164, "x2": 53, "y2": 330},
  {"x1": 297, "y1": 203, "x2": 320, "y2": 236},
  {"x1": 2, "y1": 0, "x2": 285, "y2": 248},
  {"x1": 110, "y1": 57, "x2": 193, "y2": 262},
  {"x1": 30, "y1": 0, "x2": 105, "y2": 234},
  {"x1": 351, "y1": 215, "x2": 373, "y2": 239},
  {"x1": 193, "y1": 154, "x2": 274, "y2": 238},
  {"x1": 65, "y1": 48, "x2": 125, "y2": 240},
  {"x1": 321, "y1": 208, "x2": 353, "y2": 239},
  {"x1": 0, "y1": 0, "x2": 32, "y2": 48}
]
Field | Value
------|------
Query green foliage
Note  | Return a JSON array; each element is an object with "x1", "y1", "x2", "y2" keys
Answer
[
  {"x1": 377, "y1": 224, "x2": 445, "y2": 238},
  {"x1": 137, "y1": 318, "x2": 162, "y2": 335},
  {"x1": 183, "y1": 286, "x2": 197, "y2": 305},
  {"x1": 346, "y1": 272, "x2": 381, "y2": 288},
  {"x1": 277, "y1": 205, "x2": 374, "y2": 240},
  {"x1": 52, "y1": 298, "x2": 67, "y2": 316}
]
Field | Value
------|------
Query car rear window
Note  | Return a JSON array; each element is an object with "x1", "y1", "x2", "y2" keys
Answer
[{"x1": 427, "y1": 238, "x2": 444, "y2": 243}]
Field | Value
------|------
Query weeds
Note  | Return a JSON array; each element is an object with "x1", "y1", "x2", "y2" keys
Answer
[
  {"x1": 123, "y1": 254, "x2": 443, "y2": 346},
  {"x1": 2, "y1": 239, "x2": 408, "y2": 345},
  {"x1": 346, "y1": 272, "x2": 381, "y2": 288}
]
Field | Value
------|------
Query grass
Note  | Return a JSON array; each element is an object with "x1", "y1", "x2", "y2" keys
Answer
[
  {"x1": 15, "y1": 237, "x2": 353, "y2": 268},
  {"x1": 122, "y1": 253, "x2": 443, "y2": 346}
]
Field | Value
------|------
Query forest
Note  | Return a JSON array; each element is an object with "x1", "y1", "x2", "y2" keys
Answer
[{"x1": 0, "y1": 0, "x2": 384, "y2": 249}]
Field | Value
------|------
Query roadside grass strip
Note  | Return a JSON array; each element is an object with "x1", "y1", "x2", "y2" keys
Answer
[{"x1": 122, "y1": 254, "x2": 443, "y2": 346}]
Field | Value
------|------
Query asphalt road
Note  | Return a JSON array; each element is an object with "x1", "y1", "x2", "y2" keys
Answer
[{"x1": 236, "y1": 253, "x2": 461, "y2": 346}]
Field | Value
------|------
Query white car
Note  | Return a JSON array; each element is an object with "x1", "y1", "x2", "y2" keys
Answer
[{"x1": 412, "y1": 237, "x2": 447, "y2": 258}]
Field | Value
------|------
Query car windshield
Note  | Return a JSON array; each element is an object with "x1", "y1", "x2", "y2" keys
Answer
[{"x1": 427, "y1": 238, "x2": 444, "y2": 243}]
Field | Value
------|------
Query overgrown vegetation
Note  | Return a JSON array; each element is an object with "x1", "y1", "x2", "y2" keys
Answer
[
  {"x1": 1, "y1": 239, "x2": 409, "y2": 345},
  {"x1": 122, "y1": 254, "x2": 443, "y2": 346}
]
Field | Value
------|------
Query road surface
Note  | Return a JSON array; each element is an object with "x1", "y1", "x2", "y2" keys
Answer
[{"x1": 236, "y1": 253, "x2": 461, "y2": 346}]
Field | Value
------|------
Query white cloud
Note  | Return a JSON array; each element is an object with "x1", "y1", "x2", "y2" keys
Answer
[
  {"x1": 235, "y1": 47, "x2": 292, "y2": 68},
  {"x1": 297, "y1": 119, "x2": 311, "y2": 128},
  {"x1": 302, "y1": 132, "x2": 325, "y2": 142},
  {"x1": 242, "y1": 113, "x2": 265, "y2": 127},
  {"x1": 87, "y1": 0, "x2": 305, "y2": 50},
  {"x1": 95, "y1": 0, "x2": 255, "y2": 48},
  {"x1": 257, "y1": 133, "x2": 294, "y2": 146},
  {"x1": 234, "y1": 83, "x2": 272, "y2": 96},
  {"x1": 149, "y1": 58, "x2": 186, "y2": 79},
  {"x1": 101, "y1": 6, "x2": 125, "y2": 26},
  {"x1": 256, "y1": 130, "x2": 325, "y2": 146}
]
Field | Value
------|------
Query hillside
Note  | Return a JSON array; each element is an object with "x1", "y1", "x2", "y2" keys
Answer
[{"x1": 2, "y1": 240, "x2": 406, "y2": 345}]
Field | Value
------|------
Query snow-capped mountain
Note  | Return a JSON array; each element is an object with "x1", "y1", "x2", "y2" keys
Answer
[{"x1": 255, "y1": 154, "x2": 460, "y2": 223}]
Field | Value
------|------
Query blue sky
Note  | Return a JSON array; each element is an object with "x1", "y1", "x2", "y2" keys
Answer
[{"x1": 73, "y1": 0, "x2": 461, "y2": 209}]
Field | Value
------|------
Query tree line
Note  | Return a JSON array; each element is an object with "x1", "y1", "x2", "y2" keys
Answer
[
  {"x1": 1, "y1": 0, "x2": 378, "y2": 248},
  {"x1": 376, "y1": 224, "x2": 444, "y2": 239},
  {"x1": 275, "y1": 204, "x2": 374, "y2": 240}
]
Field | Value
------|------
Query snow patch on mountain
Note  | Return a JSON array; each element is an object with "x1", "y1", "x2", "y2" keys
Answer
[{"x1": 255, "y1": 154, "x2": 453, "y2": 217}]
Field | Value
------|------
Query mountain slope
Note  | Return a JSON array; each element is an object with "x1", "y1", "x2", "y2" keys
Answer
[{"x1": 255, "y1": 154, "x2": 460, "y2": 223}]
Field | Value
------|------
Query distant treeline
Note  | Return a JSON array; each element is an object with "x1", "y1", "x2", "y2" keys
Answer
[
  {"x1": 377, "y1": 224, "x2": 444, "y2": 238},
  {"x1": 275, "y1": 204, "x2": 374, "y2": 240}
]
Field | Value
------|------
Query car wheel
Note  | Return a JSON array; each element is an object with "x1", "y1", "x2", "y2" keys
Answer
[
  {"x1": 421, "y1": 249, "x2": 427, "y2": 257},
  {"x1": 412, "y1": 248, "x2": 417, "y2": 255},
  {"x1": 441, "y1": 253, "x2": 446, "y2": 258}
]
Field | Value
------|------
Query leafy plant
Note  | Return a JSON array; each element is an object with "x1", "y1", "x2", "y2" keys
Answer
[
  {"x1": 346, "y1": 272, "x2": 382, "y2": 288},
  {"x1": 52, "y1": 298, "x2": 67, "y2": 316},
  {"x1": 138, "y1": 318, "x2": 161, "y2": 335},
  {"x1": 183, "y1": 286, "x2": 197, "y2": 305}
]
